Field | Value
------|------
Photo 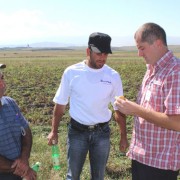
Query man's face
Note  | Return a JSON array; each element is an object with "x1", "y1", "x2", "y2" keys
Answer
[
  {"x1": 0, "y1": 73, "x2": 6, "y2": 98},
  {"x1": 87, "y1": 48, "x2": 108, "y2": 69},
  {"x1": 135, "y1": 33, "x2": 160, "y2": 65}
]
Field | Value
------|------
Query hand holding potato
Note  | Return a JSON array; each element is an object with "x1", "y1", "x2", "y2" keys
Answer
[{"x1": 115, "y1": 96, "x2": 140, "y2": 116}]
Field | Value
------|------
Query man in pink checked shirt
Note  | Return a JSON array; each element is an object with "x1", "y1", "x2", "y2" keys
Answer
[{"x1": 115, "y1": 23, "x2": 180, "y2": 180}]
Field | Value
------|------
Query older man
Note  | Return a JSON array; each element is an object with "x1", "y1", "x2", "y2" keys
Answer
[{"x1": 0, "y1": 64, "x2": 36, "y2": 180}]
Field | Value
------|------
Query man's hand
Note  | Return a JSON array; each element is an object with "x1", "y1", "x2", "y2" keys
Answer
[
  {"x1": 12, "y1": 158, "x2": 37, "y2": 180},
  {"x1": 23, "y1": 167, "x2": 37, "y2": 180},
  {"x1": 11, "y1": 158, "x2": 29, "y2": 177},
  {"x1": 47, "y1": 131, "x2": 58, "y2": 146},
  {"x1": 115, "y1": 97, "x2": 139, "y2": 116},
  {"x1": 119, "y1": 137, "x2": 129, "y2": 152}
]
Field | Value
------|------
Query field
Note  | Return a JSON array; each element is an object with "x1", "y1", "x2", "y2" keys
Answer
[{"x1": 0, "y1": 48, "x2": 179, "y2": 180}]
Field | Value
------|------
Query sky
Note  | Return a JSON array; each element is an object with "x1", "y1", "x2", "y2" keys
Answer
[{"x1": 0, "y1": 0, "x2": 180, "y2": 47}]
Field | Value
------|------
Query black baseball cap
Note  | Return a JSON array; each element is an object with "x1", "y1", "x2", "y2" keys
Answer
[
  {"x1": 0, "y1": 64, "x2": 6, "y2": 75},
  {"x1": 0, "y1": 64, "x2": 6, "y2": 69},
  {"x1": 88, "y1": 32, "x2": 112, "y2": 54}
]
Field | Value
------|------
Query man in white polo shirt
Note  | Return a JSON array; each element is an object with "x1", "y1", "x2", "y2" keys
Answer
[{"x1": 48, "y1": 32, "x2": 128, "y2": 180}]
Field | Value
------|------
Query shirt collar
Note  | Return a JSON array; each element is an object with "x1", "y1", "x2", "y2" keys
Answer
[
  {"x1": 1, "y1": 96, "x2": 7, "y2": 106},
  {"x1": 147, "y1": 50, "x2": 173, "y2": 74}
]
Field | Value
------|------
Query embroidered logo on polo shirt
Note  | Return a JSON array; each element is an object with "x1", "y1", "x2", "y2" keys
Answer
[{"x1": 100, "y1": 79, "x2": 111, "y2": 84}]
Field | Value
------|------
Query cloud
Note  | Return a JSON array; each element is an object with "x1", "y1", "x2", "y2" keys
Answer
[{"x1": 0, "y1": 10, "x2": 75, "y2": 44}]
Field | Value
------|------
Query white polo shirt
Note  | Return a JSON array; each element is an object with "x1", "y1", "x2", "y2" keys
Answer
[{"x1": 53, "y1": 60, "x2": 123, "y2": 125}]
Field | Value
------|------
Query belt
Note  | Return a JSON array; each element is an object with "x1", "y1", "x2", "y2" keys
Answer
[{"x1": 70, "y1": 118, "x2": 108, "y2": 131}]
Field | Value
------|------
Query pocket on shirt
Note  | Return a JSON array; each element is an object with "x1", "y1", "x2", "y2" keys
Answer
[{"x1": 148, "y1": 82, "x2": 164, "y2": 112}]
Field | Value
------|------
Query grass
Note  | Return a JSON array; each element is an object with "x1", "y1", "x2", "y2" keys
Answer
[{"x1": 1, "y1": 48, "x2": 179, "y2": 180}]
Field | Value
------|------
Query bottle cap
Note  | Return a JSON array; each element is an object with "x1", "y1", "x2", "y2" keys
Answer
[
  {"x1": 35, "y1": 162, "x2": 41, "y2": 166},
  {"x1": 52, "y1": 140, "x2": 56, "y2": 145}
]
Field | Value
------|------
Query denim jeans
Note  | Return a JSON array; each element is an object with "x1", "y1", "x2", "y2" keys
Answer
[{"x1": 66, "y1": 123, "x2": 110, "y2": 180}]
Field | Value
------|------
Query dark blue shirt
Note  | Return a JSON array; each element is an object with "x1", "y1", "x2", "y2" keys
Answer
[{"x1": 0, "y1": 96, "x2": 29, "y2": 160}]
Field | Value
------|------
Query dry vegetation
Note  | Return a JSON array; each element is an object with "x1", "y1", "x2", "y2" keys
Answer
[{"x1": 0, "y1": 47, "x2": 179, "y2": 180}]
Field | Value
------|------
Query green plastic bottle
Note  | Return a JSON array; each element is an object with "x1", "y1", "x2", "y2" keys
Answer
[
  {"x1": 52, "y1": 140, "x2": 60, "y2": 170},
  {"x1": 32, "y1": 162, "x2": 41, "y2": 172}
]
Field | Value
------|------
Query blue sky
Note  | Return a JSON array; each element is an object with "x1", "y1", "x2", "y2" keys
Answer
[{"x1": 0, "y1": 0, "x2": 179, "y2": 46}]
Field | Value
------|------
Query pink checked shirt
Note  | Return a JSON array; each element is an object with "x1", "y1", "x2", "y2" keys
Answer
[{"x1": 127, "y1": 51, "x2": 180, "y2": 171}]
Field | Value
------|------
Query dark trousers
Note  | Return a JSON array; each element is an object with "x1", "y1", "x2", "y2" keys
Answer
[
  {"x1": 0, "y1": 173, "x2": 22, "y2": 180},
  {"x1": 132, "y1": 160, "x2": 179, "y2": 180}
]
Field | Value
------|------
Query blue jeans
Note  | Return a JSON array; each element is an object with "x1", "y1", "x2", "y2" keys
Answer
[{"x1": 66, "y1": 123, "x2": 110, "y2": 180}]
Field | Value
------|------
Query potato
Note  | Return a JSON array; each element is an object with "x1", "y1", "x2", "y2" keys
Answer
[
  {"x1": 115, "y1": 96, "x2": 126, "y2": 100},
  {"x1": 119, "y1": 96, "x2": 126, "y2": 100}
]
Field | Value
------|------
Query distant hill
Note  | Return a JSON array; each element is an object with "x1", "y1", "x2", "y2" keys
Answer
[
  {"x1": 0, "y1": 44, "x2": 180, "y2": 53},
  {"x1": 113, "y1": 45, "x2": 180, "y2": 52},
  {"x1": 29, "y1": 42, "x2": 75, "y2": 48},
  {"x1": 168, "y1": 45, "x2": 180, "y2": 52},
  {"x1": 0, "y1": 35, "x2": 179, "y2": 49}
]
